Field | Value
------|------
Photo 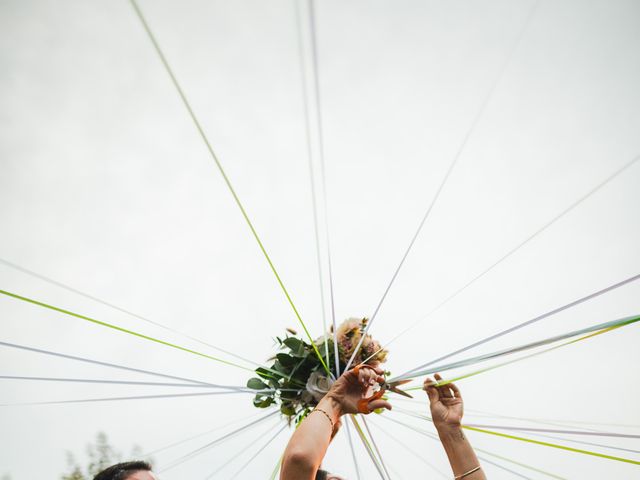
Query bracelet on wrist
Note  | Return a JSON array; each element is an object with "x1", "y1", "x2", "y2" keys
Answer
[
  {"x1": 309, "y1": 408, "x2": 334, "y2": 433},
  {"x1": 454, "y1": 466, "x2": 481, "y2": 479}
]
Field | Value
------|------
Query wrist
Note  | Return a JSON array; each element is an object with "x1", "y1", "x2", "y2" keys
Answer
[
  {"x1": 435, "y1": 422, "x2": 464, "y2": 439},
  {"x1": 318, "y1": 394, "x2": 344, "y2": 419}
]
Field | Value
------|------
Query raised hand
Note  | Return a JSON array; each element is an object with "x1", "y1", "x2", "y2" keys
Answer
[
  {"x1": 423, "y1": 373, "x2": 463, "y2": 428},
  {"x1": 326, "y1": 365, "x2": 392, "y2": 415}
]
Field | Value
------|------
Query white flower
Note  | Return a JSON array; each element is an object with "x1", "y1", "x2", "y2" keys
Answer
[
  {"x1": 301, "y1": 390, "x2": 314, "y2": 404},
  {"x1": 305, "y1": 371, "x2": 334, "y2": 402}
]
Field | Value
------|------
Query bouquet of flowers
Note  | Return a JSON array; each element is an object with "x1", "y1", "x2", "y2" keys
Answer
[{"x1": 246, "y1": 317, "x2": 388, "y2": 423}]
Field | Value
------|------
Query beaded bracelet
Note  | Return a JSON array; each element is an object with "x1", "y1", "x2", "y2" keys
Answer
[{"x1": 310, "y1": 408, "x2": 334, "y2": 432}]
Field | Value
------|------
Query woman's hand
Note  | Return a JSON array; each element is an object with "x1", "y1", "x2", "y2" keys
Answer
[
  {"x1": 281, "y1": 366, "x2": 390, "y2": 480},
  {"x1": 423, "y1": 375, "x2": 486, "y2": 480},
  {"x1": 324, "y1": 366, "x2": 392, "y2": 415},
  {"x1": 423, "y1": 373, "x2": 463, "y2": 429}
]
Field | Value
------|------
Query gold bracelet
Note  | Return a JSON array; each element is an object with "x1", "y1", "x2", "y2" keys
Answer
[
  {"x1": 310, "y1": 408, "x2": 334, "y2": 432},
  {"x1": 454, "y1": 466, "x2": 481, "y2": 479}
]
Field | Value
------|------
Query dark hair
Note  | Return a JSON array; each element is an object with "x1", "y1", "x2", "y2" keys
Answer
[
  {"x1": 316, "y1": 469, "x2": 328, "y2": 480},
  {"x1": 93, "y1": 461, "x2": 152, "y2": 480}
]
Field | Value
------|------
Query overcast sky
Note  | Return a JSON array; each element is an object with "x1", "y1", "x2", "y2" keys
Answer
[{"x1": 1, "y1": 0, "x2": 639, "y2": 478}]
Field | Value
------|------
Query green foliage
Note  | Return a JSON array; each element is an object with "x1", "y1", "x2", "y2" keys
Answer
[
  {"x1": 282, "y1": 337, "x2": 305, "y2": 355},
  {"x1": 60, "y1": 465, "x2": 85, "y2": 480},
  {"x1": 249, "y1": 319, "x2": 391, "y2": 426},
  {"x1": 86, "y1": 432, "x2": 119, "y2": 476},
  {"x1": 60, "y1": 432, "x2": 147, "y2": 480},
  {"x1": 249, "y1": 331, "x2": 340, "y2": 423},
  {"x1": 246, "y1": 378, "x2": 269, "y2": 390}
]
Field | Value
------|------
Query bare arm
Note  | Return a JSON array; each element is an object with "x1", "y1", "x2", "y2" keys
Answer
[
  {"x1": 280, "y1": 367, "x2": 391, "y2": 480},
  {"x1": 425, "y1": 374, "x2": 486, "y2": 480},
  {"x1": 280, "y1": 396, "x2": 341, "y2": 480}
]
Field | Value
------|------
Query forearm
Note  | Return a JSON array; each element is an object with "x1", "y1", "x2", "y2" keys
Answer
[
  {"x1": 436, "y1": 425, "x2": 486, "y2": 480},
  {"x1": 280, "y1": 397, "x2": 342, "y2": 480}
]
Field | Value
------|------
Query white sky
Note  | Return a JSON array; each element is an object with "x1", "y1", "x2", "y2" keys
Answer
[{"x1": 1, "y1": 0, "x2": 639, "y2": 479}]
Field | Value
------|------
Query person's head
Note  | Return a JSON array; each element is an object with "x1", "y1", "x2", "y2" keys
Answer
[
  {"x1": 316, "y1": 469, "x2": 345, "y2": 480},
  {"x1": 93, "y1": 461, "x2": 156, "y2": 480}
]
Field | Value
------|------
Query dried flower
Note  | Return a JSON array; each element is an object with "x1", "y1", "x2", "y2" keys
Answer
[{"x1": 334, "y1": 317, "x2": 388, "y2": 365}]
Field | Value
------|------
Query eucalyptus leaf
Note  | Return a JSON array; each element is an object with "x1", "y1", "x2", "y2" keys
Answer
[
  {"x1": 280, "y1": 403, "x2": 296, "y2": 416},
  {"x1": 253, "y1": 395, "x2": 274, "y2": 408},
  {"x1": 276, "y1": 353, "x2": 296, "y2": 367},
  {"x1": 255, "y1": 367, "x2": 272, "y2": 379},
  {"x1": 268, "y1": 377, "x2": 280, "y2": 389},
  {"x1": 274, "y1": 360, "x2": 289, "y2": 374},
  {"x1": 283, "y1": 337, "x2": 304, "y2": 354},
  {"x1": 247, "y1": 378, "x2": 269, "y2": 390},
  {"x1": 280, "y1": 388, "x2": 299, "y2": 399},
  {"x1": 259, "y1": 397, "x2": 274, "y2": 408}
]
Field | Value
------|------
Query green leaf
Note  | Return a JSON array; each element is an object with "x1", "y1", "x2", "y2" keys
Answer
[
  {"x1": 247, "y1": 378, "x2": 269, "y2": 390},
  {"x1": 274, "y1": 360, "x2": 290, "y2": 374},
  {"x1": 259, "y1": 397, "x2": 274, "y2": 408},
  {"x1": 295, "y1": 407, "x2": 311, "y2": 426},
  {"x1": 276, "y1": 353, "x2": 296, "y2": 367},
  {"x1": 280, "y1": 388, "x2": 300, "y2": 399},
  {"x1": 255, "y1": 367, "x2": 273, "y2": 379},
  {"x1": 253, "y1": 394, "x2": 274, "y2": 408},
  {"x1": 280, "y1": 403, "x2": 296, "y2": 416},
  {"x1": 268, "y1": 377, "x2": 280, "y2": 389},
  {"x1": 283, "y1": 337, "x2": 304, "y2": 354}
]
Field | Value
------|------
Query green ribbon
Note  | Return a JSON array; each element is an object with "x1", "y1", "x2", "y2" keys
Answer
[
  {"x1": 382, "y1": 412, "x2": 564, "y2": 479},
  {"x1": 463, "y1": 425, "x2": 640, "y2": 466},
  {"x1": 129, "y1": 0, "x2": 330, "y2": 376},
  {"x1": 351, "y1": 415, "x2": 387, "y2": 479},
  {"x1": 474, "y1": 447, "x2": 566, "y2": 479},
  {"x1": 0, "y1": 289, "x2": 252, "y2": 371},
  {"x1": 396, "y1": 407, "x2": 639, "y2": 467},
  {"x1": 269, "y1": 455, "x2": 283, "y2": 480}
]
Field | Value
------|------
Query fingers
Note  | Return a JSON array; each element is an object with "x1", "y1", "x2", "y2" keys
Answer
[
  {"x1": 358, "y1": 369, "x2": 374, "y2": 387},
  {"x1": 367, "y1": 399, "x2": 392, "y2": 412},
  {"x1": 423, "y1": 377, "x2": 440, "y2": 404},
  {"x1": 424, "y1": 374, "x2": 459, "y2": 402},
  {"x1": 357, "y1": 367, "x2": 384, "y2": 389},
  {"x1": 434, "y1": 373, "x2": 455, "y2": 398},
  {"x1": 352, "y1": 364, "x2": 384, "y2": 376},
  {"x1": 448, "y1": 382, "x2": 461, "y2": 399},
  {"x1": 349, "y1": 366, "x2": 373, "y2": 389}
]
